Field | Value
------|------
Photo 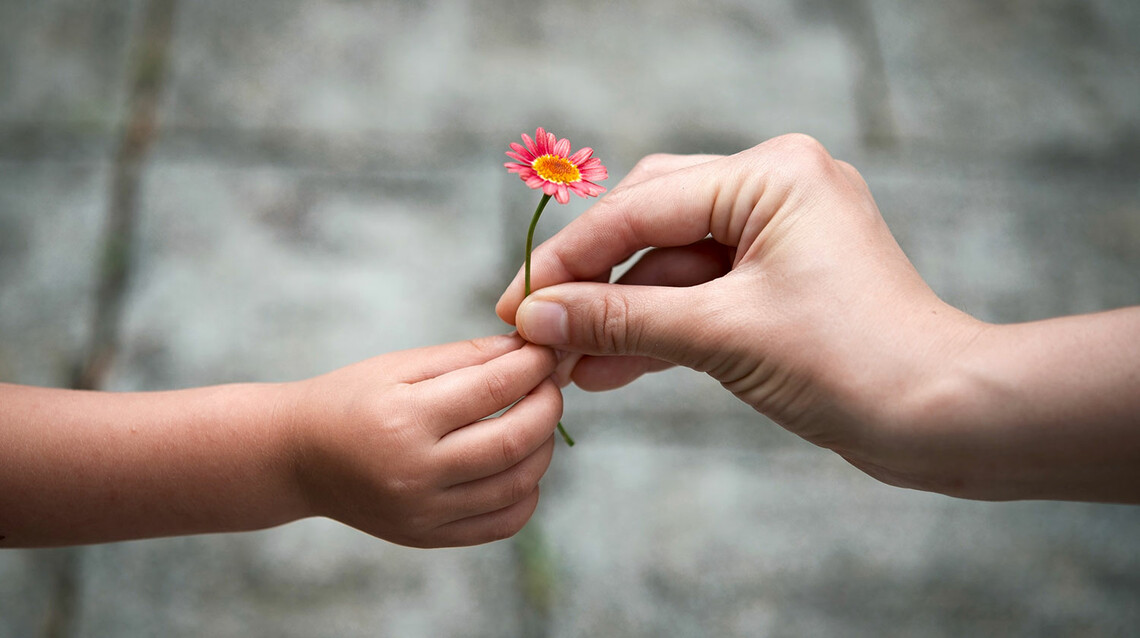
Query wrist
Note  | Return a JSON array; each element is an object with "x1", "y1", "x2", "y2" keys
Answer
[
  {"x1": 185, "y1": 381, "x2": 315, "y2": 531},
  {"x1": 267, "y1": 379, "x2": 321, "y2": 523},
  {"x1": 876, "y1": 308, "x2": 1140, "y2": 502},
  {"x1": 905, "y1": 310, "x2": 1140, "y2": 502},
  {"x1": 850, "y1": 311, "x2": 997, "y2": 498}
]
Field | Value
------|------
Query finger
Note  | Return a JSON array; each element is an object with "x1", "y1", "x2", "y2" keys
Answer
[
  {"x1": 412, "y1": 345, "x2": 558, "y2": 437},
  {"x1": 516, "y1": 281, "x2": 727, "y2": 365},
  {"x1": 615, "y1": 152, "x2": 723, "y2": 189},
  {"x1": 549, "y1": 240, "x2": 728, "y2": 390},
  {"x1": 438, "y1": 433, "x2": 555, "y2": 522},
  {"x1": 399, "y1": 333, "x2": 528, "y2": 384},
  {"x1": 429, "y1": 486, "x2": 541, "y2": 547},
  {"x1": 552, "y1": 351, "x2": 582, "y2": 386},
  {"x1": 433, "y1": 378, "x2": 562, "y2": 483},
  {"x1": 613, "y1": 239, "x2": 734, "y2": 288},
  {"x1": 570, "y1": 354, "x2": 675, "y2": 392}
]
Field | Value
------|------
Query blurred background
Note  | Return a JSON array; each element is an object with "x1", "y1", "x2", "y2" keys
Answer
[{"x1": 2, "y1": 1, "x2": 1139, "y2": 636}]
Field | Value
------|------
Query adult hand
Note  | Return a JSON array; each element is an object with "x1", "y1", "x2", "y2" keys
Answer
[{"x1": 497, "y1": 134, "x2": 1140, "y2": 503}]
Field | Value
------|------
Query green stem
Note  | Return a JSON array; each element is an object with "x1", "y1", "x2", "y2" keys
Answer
[
  {"x1": 555, "y1": 421, "x2": 575, "y2": 446},
  {"x1": 524, "y1": 193, "x2": 552, "y2": 297},
  {"x1": 524, "y1": 193, "x2": 575, "y2": 447}
]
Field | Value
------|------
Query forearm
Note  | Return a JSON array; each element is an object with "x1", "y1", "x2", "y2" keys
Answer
[
  {"x1": 898, "y1": 306, "x2": 1140, "y2": 502},
  {"x1": 0, "y1": 382, "x2": 307, "y2": 547}
]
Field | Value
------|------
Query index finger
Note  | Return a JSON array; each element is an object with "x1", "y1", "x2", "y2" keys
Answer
[{"x1": 411, "y1": 343, "x2": 558, "y2": 437}]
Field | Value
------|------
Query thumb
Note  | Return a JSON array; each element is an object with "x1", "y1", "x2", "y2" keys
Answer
[{"x1": 514, "y1": 282, "x2": 720, "y2": 368}]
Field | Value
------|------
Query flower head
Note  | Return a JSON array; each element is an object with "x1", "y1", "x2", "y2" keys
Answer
[{"x1": 505, "y1": 127, "x2": 608, "y2": 204}]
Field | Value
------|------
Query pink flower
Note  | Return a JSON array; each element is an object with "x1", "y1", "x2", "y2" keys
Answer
[{"x1": 505, "y1": 127, "x2": 608, "y2": 204}]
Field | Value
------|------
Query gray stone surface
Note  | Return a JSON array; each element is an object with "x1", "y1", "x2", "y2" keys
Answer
[
  {"x1": 0, "y1": 163, "x2": 106, "y2": 386},
  {"x1": 871, "y1": 0, "x2": 1140, "y2": 155},
  {"x1": 0, "y1": 0, "x2": 135, "y2": 161},
  {"x1": 2, "y1": 1, "x2": 1139, "y2": 637},
  {"x1": 105, "y1": 162, "x2": 508, "y2": 390}
]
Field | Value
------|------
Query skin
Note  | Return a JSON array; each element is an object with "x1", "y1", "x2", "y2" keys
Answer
[
  {"x1": 497, "y1": 134, "x2": 1140, "y2": 503},
  {"x1": 0, "y1": 334, "x2": 562, "y2": 548}
]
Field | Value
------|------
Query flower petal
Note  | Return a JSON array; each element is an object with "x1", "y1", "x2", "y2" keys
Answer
[
  {"x1": 580, "y1": 166, "x2": 608, "y2": 181},
  {"x1": 534, "y1": 128, "x2": 548, "y2": 155},
  {"x1": 555, "y1": 185, "x2": 570, "y2": 204},
  {"x1": 510, "y1": 142, "x2": 535, "y2": 161},
  {"x1": 554, "y1": 137, "x2": 571, "y2": 157},
  {"x1": 522, "y1": 133, "x2": 537, "y2": 156},
  {"x1": 568, "y1": 147, "x2": 593, "y2": 165},
  {"x1": 569, "y1": 181, "x2": 604, "y2": 198}
]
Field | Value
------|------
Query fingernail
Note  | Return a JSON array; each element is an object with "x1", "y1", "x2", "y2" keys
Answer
[{"x1": 518, "y1": 300, "x2": 569, "y2": 345}]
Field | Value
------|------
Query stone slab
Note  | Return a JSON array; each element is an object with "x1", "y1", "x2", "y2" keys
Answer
[
  {"x1": 104, "y1": 160, "x2": 509, "y2": 390},
  {"x1": 536, "y1": 441, "x2": 1140, "y2": 637},
  {"x1": 870, "y1": 0, "x2": 1140, "y2": 154},
  {"x1": 158, "y1": 0, "x2": 860, "y2": 158},
  {"x1": 71, "y1": 520, "x2": 527, "y2": 638},
  {"x1": 858, "y1": 149, "x2": 1140, "y2": 324},
  {"x1": 0, "y1": 161, "x2": 106, "y2": 386},
  {"x1": 0, "y1": 0, "x2": 135, "y2": 160}
]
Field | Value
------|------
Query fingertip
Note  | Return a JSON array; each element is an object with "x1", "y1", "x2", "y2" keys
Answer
[
  {"x1": 495, "y1": 295, "x2": 515, "y2": 326},
  {"x1": 516, "y1": 298, "x2": 570, "y2": 346},
  {"x1": 487, "y1": 487, "x2": 542, "y2": 544},
  {"x1": 529, "y1": 376, "x2": 565, "y2": 426},
  {"x1": 536, "y1": 374, "x2": 564, "y2": 405},
  {"x1": 553, "y1": 351, "x2": 582, "y2": 387},
  {"x1": 496, "y1": 270, "x2": 526, "y2": 324},
  {"x1": 464, "y1": 332, "x2": 529, "y2": 359},
  {"x1": 519, "y1": 341, "x2": 561, "y2": 376}
]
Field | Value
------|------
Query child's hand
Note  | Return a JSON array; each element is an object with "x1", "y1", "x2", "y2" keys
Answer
[{"x1": 284, "y1": 334, "x2": 562, "y2": 548}]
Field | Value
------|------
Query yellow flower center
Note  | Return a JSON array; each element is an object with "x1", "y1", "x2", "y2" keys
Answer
[{"x1": 532, "y1": 154, "x2": 581, "y2": 184}]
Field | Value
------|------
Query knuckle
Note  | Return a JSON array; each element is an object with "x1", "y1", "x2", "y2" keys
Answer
[
  {"x1": 489, "y1": 504, "x2": 530, "y2": 542},
  {"x1": 834, "y1": 159, "x2": 870, "y2": 190},
  {"x1": 486, "y1": 520, "x2": 518, "y2": 543},
  {"x1": 769, "y1": 133, "x2": 834, "y2": 175},
  {"x1": 630, "y1": 153, "x2": 671, "y2": 177},
  {"x1": 483, "y1": 367, "x2": 513, "y2": 408},
  {"x1": 403, "y1": 511, "x2": 435, "y2": 536},
  {"x1": 499, "y1": 428, "x2": 525, "y2": 466},
  {"x1": 587, "y1": 185, "x2": 628, "y2": 220},
  {"x1": 383, "y1": 474, "x2": 428, "y2": 503},
  {"x1": 507, "y1": 467, "x2": 536, "y2": 504},
  {"x1": 588, "y1": 293, "x2": 635, "y2": 355}
]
